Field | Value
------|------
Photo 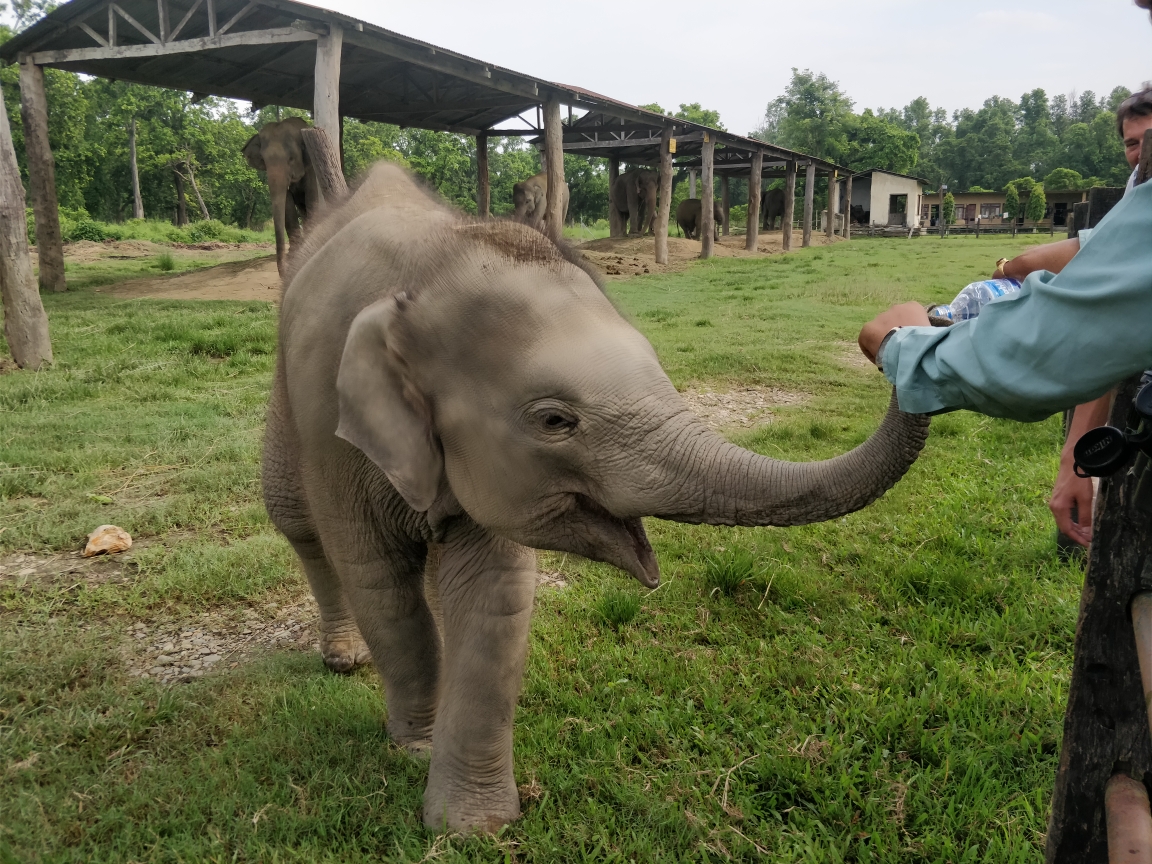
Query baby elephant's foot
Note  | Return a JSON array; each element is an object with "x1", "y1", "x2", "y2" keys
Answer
[
  {"x1": 422, "y1": 770, "x2": 520, "y2": 834},
  {"x1": 318, "y1": 624, "x2": 370, "y2": 673}
]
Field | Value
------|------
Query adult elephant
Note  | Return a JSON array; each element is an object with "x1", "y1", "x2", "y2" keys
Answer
[
  {"x1": 264, "y1": 162, "x2": 930, "y2": 834},
  {"x1": 760, "y1": 187, "x2": 787, "y2": 230},
  {"x1": 676, "y1": 197, "x2": 723, "y2": 241},
  {"x1": 611, "y1": 168, "x2": 659, "y2": 235},
  {"x1": 242, "y1": 117, "x2": 321, "y2": 277},
  {"x1": 512, "y1": 170, "x2": 569, "y2": 231}
]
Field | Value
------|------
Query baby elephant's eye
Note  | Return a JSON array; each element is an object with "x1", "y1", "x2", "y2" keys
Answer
[{"x1": 530, "y1": 403, "x2": 579, "y2": 436}]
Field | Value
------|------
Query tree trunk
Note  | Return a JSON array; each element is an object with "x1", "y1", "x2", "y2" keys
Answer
[
  {"x1": 129, "y1": 118, "x2": 144, "y2": 220},
  {"x1": 826, "y1": 172, "x2": 838, "y2": 239},
  {"x1": 745, "y1": 151, "x2": 762, "y2": 252},
  {"x1": 654, "y1": 126, "x2": 673, "y2": 265},
  {"x1": 720, "y1": 175, "x2": 730, "y2": 237},
  {"x1": 542, "y1": 97, "x2": 564, "y2": 243},
  {"x1": 0, "y1": 78, "x2": 53, "y2": 369},
  {"x1": 476, "y1": 132, "x2": 490, "y2": 218},
  {"x1": 19, "y1": 60, "x2": 66, "y2": 293},
  {"x1": 843, "y1": 175, "x2": 853, "y2": 241},
  {"x1": 801, "y1": 162, "x2": 815, "y2": 248},
  {"x1": 174, "y1": 168, "x2": 188, "y2": 227},
  {"x1": 700, "y1": 134, "x2": 715, "y2": 259},
  {"x1": 782, "y1": 160, "x2": 797, "y2": 252},
  {"x1": 185, "y1": 158, "x2": 210, "y2": 221},
  {"x1": 608, "y1": 157, "x2": 622, "y2": 238}
]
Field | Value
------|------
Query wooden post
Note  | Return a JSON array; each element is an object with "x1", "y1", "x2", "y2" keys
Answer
[
  {"x1": 129, "y1": 118, "x2": 144, "y2": 219},
  {"x1": 654, "y1": 126, "x2": 673, "y2": 264},
  {"x1": 608, "y1": 157, "x2": 622, "y2": 238},
  {"x1": 689, "y1": 169, "x2": 696, "y2": 199},
  {"x1": 700, "y1": 133, "x2": 715, "y2": 259},
  {"x1": 745, "y1": 151, "x2": 763, "y2": 252},
  {"x1": 174, "y1": 168, "x2": 187, "y2": 226},
  {"x1": 313, "y1": 23, "x2": 343, "y2": 140},
  {"x1": 542, "y1": 96, "x2": 564, "y2": 243},
  {"x1": 476, "y1": 133, "x2": 490, "y2": 218},
  {"x1": 940, "y1": 186, "x2": 947, "y2": 238},
  {"x1": 0, "y1": 78, "x2": 52, "y2": 369},
  {"x1": 843, "y1": 174, "x2": 852, "y2": 241},
  {"x1": 18, "y1": 60, "x2": 66, "y2": 293},
  {"x1": 825, "y1": 171, "x2": 837, "y2": 239},
  {"x1": 801, "y1": 161, "x2": 815, "y2": 248},
  {"x1": 720, "y1": 174, "x2": 730, "y2": 237},
  {"x1": 299, "y1": 127, "x2": 348, "y2": 202},
  {"x1": 782, "y1": 160, "x2": 797, "y2": 252}
]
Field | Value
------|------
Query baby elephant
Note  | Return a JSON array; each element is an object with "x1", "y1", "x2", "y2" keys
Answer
[
  {"x1": 511, "y1": 170, "x2": 570, "y2": 232},
  {"x1": 676, "y1": 197, "x2": 723, "y2": 241},
  {"x1": 263, "y1": 162, "x2": 929, "y2": 834}
]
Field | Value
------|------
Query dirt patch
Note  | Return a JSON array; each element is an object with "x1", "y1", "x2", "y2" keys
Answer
[
  {"x1": 0, "y1": 547, "x2": 140, "y2": 587},
  {"x1": 679, "y1": 386, "x2": 809, "y2": 431},
  {"x1": 577, "y1": 231, "x2": 842, "y2": 279},
  {"x1": 48, "y1": 238, "x2": 271, "y2": 266},
  {"x1": 0, "y1": 356, "x2": 17, "y2": 375},
  {"x1": 832, "y1": 340, "x2": 876, "y2": 371},
  {"x1": 94, "y1": 256, "x2": 281, "y2": 302}
]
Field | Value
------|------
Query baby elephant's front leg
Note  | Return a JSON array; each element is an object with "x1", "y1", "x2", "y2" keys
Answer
[{"x1": 422, "y1": 521, "x2": 537, "y2": 833}]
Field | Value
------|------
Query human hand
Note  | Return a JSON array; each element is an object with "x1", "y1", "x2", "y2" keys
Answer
[
  {"x1": 858, "y1": 302, "x2": 930, "y2": 365},
  {"x1": 1049, "y1": 458, "x2": 1094, "y2": 547}
]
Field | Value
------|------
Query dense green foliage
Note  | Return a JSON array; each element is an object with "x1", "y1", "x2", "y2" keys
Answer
[
  {"x1": 756, "y1": 68, "x2": 1132, "y2": 190},
  {"x1": 2, "y1": 235, "x2": 1082, "y2": 860}
]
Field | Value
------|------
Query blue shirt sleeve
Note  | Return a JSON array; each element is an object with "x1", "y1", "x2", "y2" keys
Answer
[{"x1": 879, "y1": 180, "x2": 1152, "y2": 422}]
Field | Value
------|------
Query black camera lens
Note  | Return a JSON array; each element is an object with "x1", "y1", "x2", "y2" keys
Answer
[{"x1": 1074, "y1": 425, "x2": 1131, "y2": 477}]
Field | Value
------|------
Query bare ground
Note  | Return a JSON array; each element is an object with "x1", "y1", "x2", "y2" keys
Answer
[
  {"x1": 678, "y1": 386, "x2": 808, "y2": 432},
  {"x1": 95, "y1": 256, "x2": 281, "y2": 302}
]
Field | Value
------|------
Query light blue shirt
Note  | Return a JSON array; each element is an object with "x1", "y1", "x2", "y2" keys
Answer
[{"x1": 879, "y1": 179, "x2": 1152, "y2": 422}]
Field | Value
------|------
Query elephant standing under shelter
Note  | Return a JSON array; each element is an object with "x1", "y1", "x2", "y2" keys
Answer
[
  {"x1": 611, "y1": 168, "x2": 659, "y2": 235},
  {"x1": 512, "y1": 170, "x2": 569, "y2": 231},
  {"x1": 263, "y1": 162, "x2": 930, "y2": 834},
  {"x1": 760, "y1": 187, "x2": 787, "y2": 230},
  {"x1": 242, "y1": 117, "x2": 322, "y2": 277},
  {"x1": 676, "y1": 197, "x2": 724, "y2": 241}
]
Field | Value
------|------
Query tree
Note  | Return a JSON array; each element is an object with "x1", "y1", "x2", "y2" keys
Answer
[
  {"x1": 842, "y1": 109, "x2": 919, "y2": 173},
  {"x1": 638, "y1": 103, "x2": 667, "y2": 115},
  {"x1": 1025, "y1": 183, "x2": 1047, "y2": 224},
  {"x1": 674, "y1": 103, "x2": 723, "y2": 130},
  {"x1": 1043, "y1": 167, "x2": 1083, "y2": 191},
  {"x1": 942, "y1": 191, "x2": 956, "y2": 225},
  {"x1": 753, "y1": 69, "x2": 853, "y2": 162},
  {"x1": 1004, "y1": 182, "x2": 1021, "y2": 222}
]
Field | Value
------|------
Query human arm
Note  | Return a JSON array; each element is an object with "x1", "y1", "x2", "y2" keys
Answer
[
  {"x1": 864, "y1": 181, "x2": 1152, "y2": 421},
  {"x1": 993, "y1": 238, "x2": 1080, "y2": 280},
  {"x1": 1050, "y1": 394, "x2": 1112, "y2": 545}
]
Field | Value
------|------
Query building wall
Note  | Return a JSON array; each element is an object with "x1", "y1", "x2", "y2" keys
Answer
[{"x1": 867, "y1": 172, "x2": 923, "y2": 227}]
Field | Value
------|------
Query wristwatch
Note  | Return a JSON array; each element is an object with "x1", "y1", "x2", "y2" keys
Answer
[{"x1": 874, "y1": 327, "x2": 901, "y2": 373}]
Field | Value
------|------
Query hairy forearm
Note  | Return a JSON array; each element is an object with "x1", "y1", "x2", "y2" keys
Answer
[
  {"x1": 1001, "y1": 238, "x2": 1080, "y2": 280},
  {"x1": 1061, "y1": 394, "x2": 1114, "y2": 461}
]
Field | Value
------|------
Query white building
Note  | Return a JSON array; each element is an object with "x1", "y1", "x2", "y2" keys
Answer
[{"x1": 843, "y1": 169, "x2": 928, "y2": 229}]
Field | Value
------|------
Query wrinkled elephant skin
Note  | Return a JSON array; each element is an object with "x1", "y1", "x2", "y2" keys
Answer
[
  {"x1": 760, "y1": 187, "x2": 787, "y2": 230},
  {"x1": 612, "y1": 168, "x2": 659, "y2": 235},
  {"x1": 512, "y1": 171, "x2": 569, "y2": 232},
  {"x1": 263, "y1": 162, "x2": 930, "y2": 835},
  {"x1": 676, "y1": 197, "x2": 724, "y2": 241}
]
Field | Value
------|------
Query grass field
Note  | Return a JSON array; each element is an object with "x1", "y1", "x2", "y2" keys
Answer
[{"x1": 2, "y1": 233, "x2": 1080, "y2": 862}]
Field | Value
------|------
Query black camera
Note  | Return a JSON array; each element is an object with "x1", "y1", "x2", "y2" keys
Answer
[{"x1": 1073, "y1": 374, "x2": 1152, "y2": 478}]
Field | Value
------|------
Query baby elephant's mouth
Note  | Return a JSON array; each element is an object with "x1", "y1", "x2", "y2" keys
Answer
[{"x1": 568, "y1": 493, "x2": 660, "y2": 589}]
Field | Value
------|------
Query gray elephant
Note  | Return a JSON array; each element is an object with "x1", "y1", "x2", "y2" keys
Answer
[
  {"x1": 760, "y1": 187, "x2": 787, "y2": 231},
  {"x1": 242, "y1": 117, "x2": 321, "y2": 277},
  {"x1": 676, "y1": 197, "x2": 723, "y2": 241},
  {"x1": 263, "y1": 162, "x2": 929, "y2": 834},
  {"x1": 611, "y1": 168, "x2": 659, "y2": 235},
  {"x1": 511, "y1": 170, "x2": 569, "y2": 231}
]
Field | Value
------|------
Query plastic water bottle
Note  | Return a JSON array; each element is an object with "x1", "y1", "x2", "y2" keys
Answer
[{"x1": 929, "y1": 278, "x2": 1022, "y2": 322}]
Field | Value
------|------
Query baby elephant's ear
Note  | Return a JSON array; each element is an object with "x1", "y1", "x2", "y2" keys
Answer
[{"x1": 336, "y1": 297, "x2": 444, "y2": 512}]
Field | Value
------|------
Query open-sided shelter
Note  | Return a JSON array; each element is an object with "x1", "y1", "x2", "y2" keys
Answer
[{"x1": 0, "y1": 0, "x2": 848, "y2": 291}]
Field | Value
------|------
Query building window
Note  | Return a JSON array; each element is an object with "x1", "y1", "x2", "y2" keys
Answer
[{"x1": 980, "y1": 203, "x2": 1001, "y2": 218}]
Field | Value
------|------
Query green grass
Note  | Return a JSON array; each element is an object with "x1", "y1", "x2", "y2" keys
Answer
[
  {"x1": 36, "y1": 210, "x2": 275, "y2": 246},
  {"x1": 1, "y1": 233, "x2": 1079, "y2": 861}
]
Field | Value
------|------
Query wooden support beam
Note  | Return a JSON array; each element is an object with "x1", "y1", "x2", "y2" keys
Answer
[
  {"x1": 700, "y1": 133, "x2": 714, "y2": 259},
  {"x1": 843, "y1": 175, "x2": 852, "y2": 241},
  {"x1": 111, "y1": 3, "x2": 160, "y2": 44},
  {"x1": 157, "y1": 0, "x2": 170, "y2": 42},
  {"x1": 782, "y1": 160, "x2": 796, "y2": 251},
  {"x1": 169, "y1": 0, "x2": 204, "y2": 42},
  {"x1": 689, "y1": 168, "x2": 696, "y2": 199},
  {"x1": 77, "y1": 21, "x2": 109, "y2": 47},
  {"x1": 826, "y1": 171, "x2": 837, "y2": 239},
  {"x1": 206, "y1": 0, "x2": 216, "y2": 36},
  {"x1": 745, "y1": 151, "x2": 762, "y2": 251},
  {"x1": 0, "y1": 77, "x2": 53, "y2": 370},
  {"x1": 300, "y1": 126, "x2": 347, "y2": 205},
  {"x1": 313, "y1": 24, "x2": 343, "y2": 139},
  {"x1": 476, "y1": 132, "x2": 489, "y2": 217},
  {"x1": 802, "y1": 161, "x2": 815, "y2": 248},
  {"x1": 542, "y1": 96, "x2": 564, "y2": 243},
  {"x1": 108, "y1": 4, "x2": 117, "y2": 46},
  {"x1": 18, "y1": 60, "x2": 65, "y2": 294},
  {"x1": 217, "y1": 0, "x2": 256, "y2": 35},
  {"x1": 30, "y1": 27, "x2": 318, "y2": 65},
  {"x1": 129, "y1": 117, "x2": 143, "y2": 219},
  {"x1": 608, "y1": 156, "x2": 622, "y2": 239},
  {"x1": 720, "y1": 174, "x2": 730, "y2": 237},
  {"x1": 654, "y1": 125, "x2": 672, "y2": 265}
]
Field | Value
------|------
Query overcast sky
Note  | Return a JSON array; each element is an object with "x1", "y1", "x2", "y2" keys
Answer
[{"x1": 322, "y1": 0, "x2": 1151, "y2": 134}]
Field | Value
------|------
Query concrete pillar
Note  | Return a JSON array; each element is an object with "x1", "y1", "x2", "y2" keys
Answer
[
  {"x1": 542, "y1": 97, "x2": 564, "y2": 243},
  {"x1": 476, "y1": 133, "x2": 489, "y2": 217},
  {"x1": 802, "y1": 162, "x2": 815, "y2": 248},
  {"x1": 654, "y1": 126, "x2": 673, "y2": 264},
  {"x1": 19, "y1": 60, "x2": 65, "y2": 293},
  {"x1": 700, "y1": 134, "x2": 715, "y2": 259},
  {"x1": 720, "y1": 175, "x2": 730, "y2": 237},
  {"x1": 843, "y1": 175, "x2": 853, "y2": 241},
  {"x1": 313, "y1": 24, "x2": 343, "y2": 140},
  {"x1": 782, "y1": 160, "x2": 797, "y2": 252},
  {"x1": 608, "y1": 157, "x2": 622, "y2": 238},
  {"x1": 745, "y1": 151, "x2": 763, "y2": 252}
]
